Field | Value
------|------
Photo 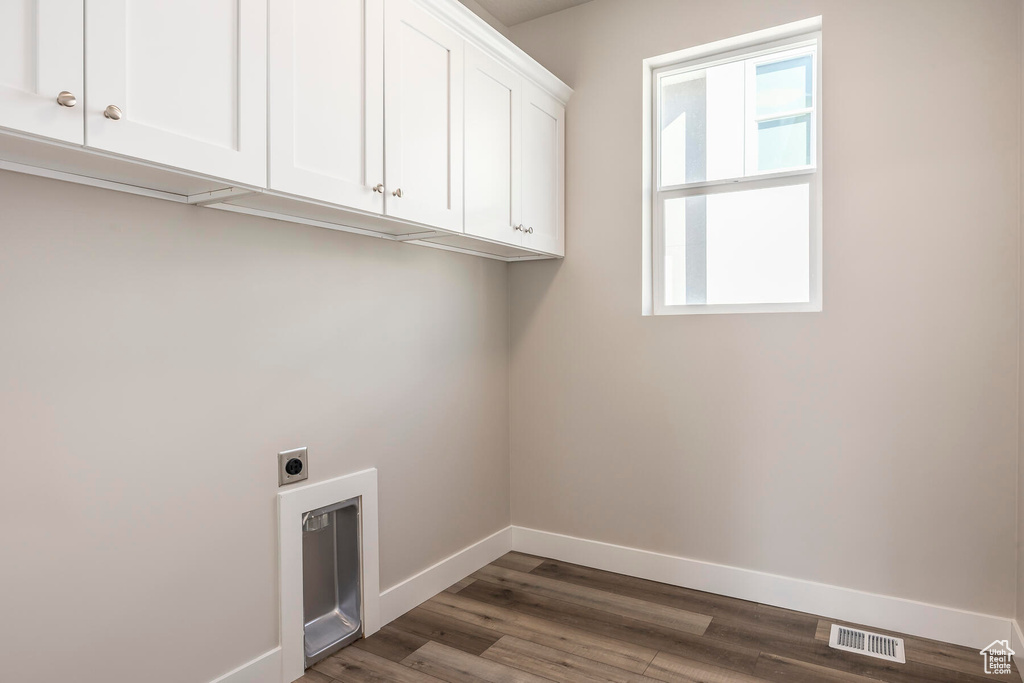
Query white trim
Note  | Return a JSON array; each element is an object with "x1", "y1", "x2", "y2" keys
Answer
[
  {"x1": 511, "y1": 526, "x2": 1011, "y2": 651},
  {"x1": 218, "y1": 525, "x2": 1014, "y2": 683},
  {"x1": 645, "y1": 16, "x2": 822, "y2": 71},
  {"x1": 657, "y1": 167, "x2": 816, "y2": 196},
  {"x1": 1012, "y1": 620, "x2": 1024, "y2": 682},
  {"x1": 379, "y1": 526, "x2": 512, "y2": 625},
  {"x1": 641, "y1": 53, "x2": 654, "y2": 315},
  {"x1": 207, "y1": 647, "x2": 281, "y2": 683},
  {"x1": 654, "y1": 300, "x2": 822, "y2": 316},
  {"x1": 278, "y1": 469, "x2": 381, "y2": 683}
]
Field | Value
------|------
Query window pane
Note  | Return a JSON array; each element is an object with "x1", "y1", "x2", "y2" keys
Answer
[
  {"x1": 706, "y1": 61, "x2": 745, "y2": 181},
  {"x1": 756, "y1": 55, "x2": 812, "y2": 117},
  {"x1": 664, "y1": 183, "x2": 810, "y2": 306},
  {"x1": 660, "y1": 70, "x2": 705, "y2": 187},
  {"x1": 664, "y1": 193, "x2": 706, "y2": 305},
  {"x1": 664, "y1": 195, "x2": 688, "y2": 305},
  {"x1": 659, "y1": 62, "x2": 744, "y2": 187},
  {"x1": 757, "y1": 114, "x2": 811, "y2": 171}
]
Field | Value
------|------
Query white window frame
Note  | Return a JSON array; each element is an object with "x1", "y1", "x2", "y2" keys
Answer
[{"x1": 642, "y1": 18, "x2": 823, "y2": 316}]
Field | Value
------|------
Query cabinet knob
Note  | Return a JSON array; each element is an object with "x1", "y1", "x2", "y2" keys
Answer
[
  {"x1": 56, "y1": 91, "x2": 77, "y2": 108},
  {"x1": 392, "y1": 188, "x2": 403, "y2": 198},
  {"x1": 372, "y1": 183, "x2": 384, "y2": 193},
  {"x1": 527, "y1": 227, "x2": 534, "y2": 234},
  {"x1": 103, "y1": 105, "x2": 123, "y2": 121},
  {"x1": 513, "y1": 224, "x2": 524, "y2": 232}
]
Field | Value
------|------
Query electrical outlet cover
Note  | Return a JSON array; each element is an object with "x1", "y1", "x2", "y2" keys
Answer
[{"x1": 279, "y1": 447, "x2": 308, "y2": 486}]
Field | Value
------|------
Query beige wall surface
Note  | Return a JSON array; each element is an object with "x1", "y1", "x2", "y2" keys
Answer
[
  {"x1": 458, "y1": 0, "x2": 512, "y2": 35},
  {"x1": 1019, "y1": 0, "x2": 1024, "y2": 627},
  {"x1": 508, "y1": 0, "x2": 1019, "y2": 617},
  {"x1": 0, "y1": 171, "x2": 511, "y2": 683}
]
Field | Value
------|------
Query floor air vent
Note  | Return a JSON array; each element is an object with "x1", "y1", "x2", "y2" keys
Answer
[{"x1": 828, "y1": 624, "x2": 905, "y2": 663}]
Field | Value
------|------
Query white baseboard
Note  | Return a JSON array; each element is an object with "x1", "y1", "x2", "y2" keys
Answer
[
  {"x1": 1011, "y1": 620, "x2": 1024, "y2": 682},
  {"x1": 216, "y1": 525, "x2": 1014, "y2": 683},
  {"x1": 511, "y1": 526, "x2": 1011, "y2": 651},
  {"x1": 209, "y1": 647, "x2": 281, "y2": 683},
  {"x1": 379, "y1": 526, "x2": 512, "y2": 625}
]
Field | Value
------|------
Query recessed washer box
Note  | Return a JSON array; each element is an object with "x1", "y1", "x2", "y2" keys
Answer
[{"x1": 302, "y1": 497, "x2": 362, "y2": 667}]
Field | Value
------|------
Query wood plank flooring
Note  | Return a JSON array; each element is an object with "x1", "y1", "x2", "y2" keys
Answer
[{"x1": 299, "y1": 553, "x2": 1014, "y2": 683}]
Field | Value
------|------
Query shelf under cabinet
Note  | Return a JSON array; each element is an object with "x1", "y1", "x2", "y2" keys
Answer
[
  {"x1": 0, "y1": 129, "x2": 558, "y2": 262},
  {"x1": 207, "y1": 190, "x2": 559, "y2": 261}
]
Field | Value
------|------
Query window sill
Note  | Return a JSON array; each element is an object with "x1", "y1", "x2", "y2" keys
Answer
[{"x1": 648, "y1": 301, "x2": 822, "y2": 316}]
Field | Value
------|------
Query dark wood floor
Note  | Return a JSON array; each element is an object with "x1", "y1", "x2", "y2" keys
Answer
[{"x1": 299, "y1": 552, "x2": 1012, "y2": 682}]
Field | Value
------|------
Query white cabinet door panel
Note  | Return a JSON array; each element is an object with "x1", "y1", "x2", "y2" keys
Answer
[
  {"x1": 0, "y1": 0, "x2": 83, "y2": 144},
  {"x1": 521, "y1": 81, "x2": 564, "y2": 256},
  {"x1": 269, "y1": 0, "x2": 384, "y2": 213},
  {"x1": 464, "y1": 45, "x2": 521, "y2": 246},
  {"x1": 86, "y1": 0, "x2": 266, "y2": 186},
  {"x1": 384, "y1": 0, "x2": 463, "y2": 231}
]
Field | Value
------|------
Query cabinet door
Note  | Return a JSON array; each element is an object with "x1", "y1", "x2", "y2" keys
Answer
[
  {"x1": 521, "y1": 81, "x2": 565, "y2": 256},
  {"x1": 85, "y1": 0, "x2": 267, "y2": 186},
  {"x1": 269, "y1": 0, "x2": 384, "y2": 213},
  {"x1": 384, "y1": 0, "x2": 463, "y2": 231},
  {"x1": 464, "y1": 45, "x2": 521, "y2": 246},
  {"x1": 0, "y1": 0, "x2": 83, "y2": 144}
]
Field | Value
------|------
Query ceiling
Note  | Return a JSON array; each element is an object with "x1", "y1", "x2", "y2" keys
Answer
[{"x1": 471, "y1": 0, "x2": 595, "y2": 26}]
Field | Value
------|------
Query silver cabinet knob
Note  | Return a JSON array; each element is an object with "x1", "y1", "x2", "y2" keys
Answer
[
  {"x1": 372, "y1": 183, "x2": 384, "y2": 193},
  {"x1": 392, "y1": 188, "x2": 403, "y2": 198},
  {"x1": 103, "y1": 105, "x2": 123, "y2": 120},
  {"x1": 513, "y1": 224, "x2": 524, "y2": 232},
  {"x1": 56, "y1": 91, "x2": 77, "y2": 108},
  {"x1": 527, "y1": 227, "x2": 534, "y2": 234}
]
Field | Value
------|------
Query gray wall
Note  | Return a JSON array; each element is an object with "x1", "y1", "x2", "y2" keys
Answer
[
  {"x1": 0, "y1": 171, "x2": 511, "y2": 683},
  {"x1": 508, "y1": 0, "x2": 1019, "y2": 617}
]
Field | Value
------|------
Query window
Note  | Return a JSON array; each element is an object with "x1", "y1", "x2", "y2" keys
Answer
[{"x1": 645, "y1": 22, "x2": 822, "y2": 315}]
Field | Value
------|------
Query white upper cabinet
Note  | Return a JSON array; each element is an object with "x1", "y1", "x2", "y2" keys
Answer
[
  {"x1": 384, "y1": 0, "x2": 464, "y2": 232},
  {"x1": 0, "y1": 0, "x2": 570, "y2": 260},
  {"x1": 0, "y1": 0, "x2": 84, "y2": 144},
  {"x1": 84, "y1": 0, "x2": 267, "y2": 186},
  {"x1": 269, "y1": 0, "x2": 384, "y2": 213},
  {"x1": 464, "y1": 45, "x2": 521, "y2": 246},
  {"x1": 521, "y1": 81, "x2": 565, "y2": 256}
]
